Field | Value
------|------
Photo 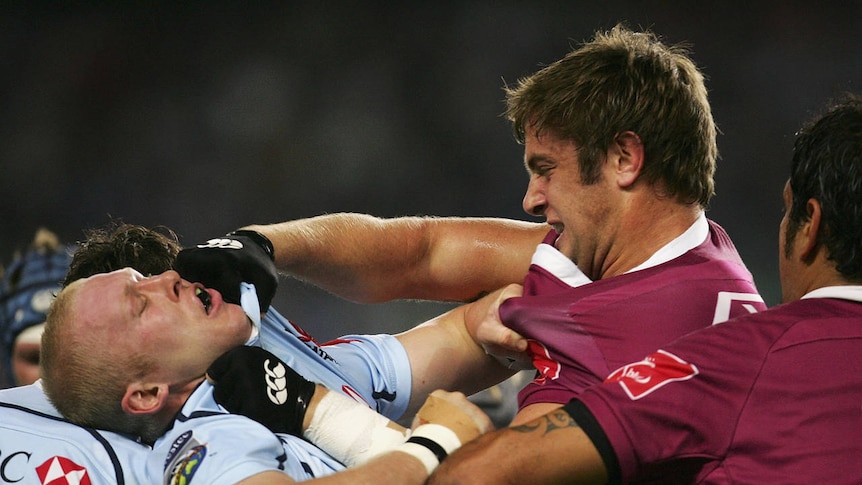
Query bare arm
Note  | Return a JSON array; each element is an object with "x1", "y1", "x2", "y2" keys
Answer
[
  {"x1": 304, "y1": 389, "x2": 493, "y2": 485},
  {"x1": 428, "y1": 407, "x2": 608, "y2": 485},
  {"x1": 255, "y1": 390, "x2": 491, "y2": 485},
  {"x1": 395, "y1": 285, "x2": 528, "y2": 414},
  {"x1": 244, "y1": 213, "x2": 546, "y2": 303},
  {"x1": 230, "y1": 454, "x2": 429, "y2": 485}
]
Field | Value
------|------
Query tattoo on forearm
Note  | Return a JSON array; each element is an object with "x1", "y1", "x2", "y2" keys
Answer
[{"x1": 511, "y1": 409, "x2": 580, "y2": 436}]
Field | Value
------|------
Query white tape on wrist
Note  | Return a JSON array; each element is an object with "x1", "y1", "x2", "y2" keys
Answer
[
  {"x1": 303, "y1": 391, "x2": 409, "y2": 467},
  {"x1": 397, "y1": 423, "x2": 462, "y2": 475}
]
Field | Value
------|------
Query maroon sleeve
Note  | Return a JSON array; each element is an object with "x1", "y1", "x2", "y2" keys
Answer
[
  {"x1": 573, "y1": 318, "x2": 767, "y2": 482},
  {"x1": 562, "y1": 399, "x2": 621, "y2": 485}
]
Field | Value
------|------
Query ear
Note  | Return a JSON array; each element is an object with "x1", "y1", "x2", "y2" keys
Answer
[
  {"x1": 610, "y1": 131, "x2": 644, "y2": 188},
  {"x1": 797, "y1": 198, "x2": 823, "y2": 262},
  {"x1": 122, "y1": 381, "x2": 169, "y2": 415}
]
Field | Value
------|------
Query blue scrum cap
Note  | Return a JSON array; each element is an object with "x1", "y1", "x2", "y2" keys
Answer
[{"x1": 0, "y1": 229, "x2": 74, "y2": 377}]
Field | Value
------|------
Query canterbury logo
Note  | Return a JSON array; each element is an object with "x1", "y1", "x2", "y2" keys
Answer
[
  {"x1": 264, "y1": 358, "x2": 288, "y2": 405},
  {"x1": 197, "y1": 238, "x2": 244, "y2": 250}
]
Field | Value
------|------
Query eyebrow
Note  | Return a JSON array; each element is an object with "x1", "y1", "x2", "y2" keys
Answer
[{"x1": 525, "y1": 154, "x2": 554, "y2": 173}]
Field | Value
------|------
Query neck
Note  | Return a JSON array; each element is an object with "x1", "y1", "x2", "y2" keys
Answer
[
  {"x1": 142, "y1": 376, "x2": 205, "y2": 444},
  {"x1": 597, "y1": 200, "x2": 701, "y2": 279}
]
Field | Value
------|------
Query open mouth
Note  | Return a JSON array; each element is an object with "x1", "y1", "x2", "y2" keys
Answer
[{"x1": 195, "y1": 287, "x2": 212, "y2": 314}]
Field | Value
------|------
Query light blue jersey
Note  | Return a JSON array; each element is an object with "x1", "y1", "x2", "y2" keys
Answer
[
  {"x1": 0, "y1": 306, "x2": 414, "y2": 483},
  {"x1": 0, "y1": 381, "x2": 150, "y2": 484},
  {"x1": 258, "y1": 307, "x2": 412, "y2": 420},
  {"x1": 154, "y1": 381, "x2": 344, "y2": 484}
]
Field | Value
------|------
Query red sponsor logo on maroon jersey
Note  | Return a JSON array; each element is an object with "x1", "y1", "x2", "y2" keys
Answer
[
  {"x1": 36, "y1": 456, "x2": 91, "y2": 485},
  {"x1": 606, "y1": 350, "x2": 698, "y2": 400},
  {"x1": 527, "y1": 339, "x2": 561, "y2": 384}
]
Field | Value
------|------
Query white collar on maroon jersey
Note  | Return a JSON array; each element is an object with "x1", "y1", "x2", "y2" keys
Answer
[
  {"x1": 628, "y1": 211, "x2": 707, "y2": 274},
  {"x1": 530, "y1": 211, "x2": 707, "y2": 287},
  {"x1": 531, "y1": 243, "x2": 593, "y2": 288},
  {"x1": 801, "y1": 285, "x2": 862, "y2": 303}
]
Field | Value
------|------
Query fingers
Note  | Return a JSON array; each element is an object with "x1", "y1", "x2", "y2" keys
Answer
[
  {"x1": 462, "y1": 284, "x2": 531, "y2": 369},
  {"x1": 420, "y1": 390, "x2": 495, "y2": 440}
]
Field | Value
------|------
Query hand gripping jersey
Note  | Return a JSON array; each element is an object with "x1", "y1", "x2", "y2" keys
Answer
[
  {"x1": 0, "y1": 382, "x2": 151, "y2": 484},
  {"x1": 504, "y1": 218, "x2": 766, "y2": 408},
  {"x1": 569, "y1": 287, "x2": 862, "y2": 484}
]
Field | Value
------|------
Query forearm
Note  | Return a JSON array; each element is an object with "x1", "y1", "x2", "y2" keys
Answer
[
  {"x1": 301, "y1": 386, "x2": 411, "y2": 468},
  {"x1": 396, "y1": 301, "x2": 517, "y2": 414},
  {"x1": 302, "y1": 388, "x2": 492, "y2": 485},
  {"x1": 244, "y1": 213, "x2": 545, "y2": 303},
  {"x1": 235, "y1": 452, "x2": 428, "y2": 485},
  {"x1": 309, "y1": 451, "x2": 428, "y2": 485},
  {"x1": 429, "y1": 408, "x2": 608, "y2": 485}
]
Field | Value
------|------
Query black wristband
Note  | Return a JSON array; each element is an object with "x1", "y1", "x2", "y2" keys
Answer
[
  {"x1": 228, "y1": 229, "x2": 275, "y2": 261},
  {"x1": 405, "y1": 436, "x2": 448, "y2": 463},
  {"x1": 288, "y1": 381, "x2": 314, "y2": 437}
]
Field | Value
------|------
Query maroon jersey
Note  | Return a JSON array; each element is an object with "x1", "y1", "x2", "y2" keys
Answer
[
  {"x1": 571, "y1": 292, "x2": 862, "y2": 484},
  {"x1": 503, "y1": 219, "x2": 765, "y2": 408}
]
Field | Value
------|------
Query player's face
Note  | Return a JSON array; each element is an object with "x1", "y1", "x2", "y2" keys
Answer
[
  {"x1": 68, "y1": 268, "x2": 251, "y2": 383},
  {"x1": 11, "y1": 340, "x2": 40, "y2": 386},
  {"x1": 521, "y1": 127, "x2": 614, "y2": 277}
]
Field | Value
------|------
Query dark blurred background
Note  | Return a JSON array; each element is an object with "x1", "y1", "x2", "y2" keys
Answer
[{"x1": 2, "y1": 2, "x2": 860, "y2": 340}]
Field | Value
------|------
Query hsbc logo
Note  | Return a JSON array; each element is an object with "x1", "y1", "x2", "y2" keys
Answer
[
  {"x1": 35, "y1": 456, "x2": 91, "y2": 485},
  {"x1": 606, "y1": 350, "x2": 698, "y2": 400},
  {"x1": 0, "y1": 449, "x2": 91, "y2": 484}
]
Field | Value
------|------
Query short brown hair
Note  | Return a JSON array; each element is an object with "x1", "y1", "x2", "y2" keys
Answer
[{"x1": 505, "y1": 24, "x2": 716, "y2": 207}]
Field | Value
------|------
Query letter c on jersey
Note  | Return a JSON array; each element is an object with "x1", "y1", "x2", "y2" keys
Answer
[{"x1": 1, "y1": 450, "x2": 31, "y2": 483}]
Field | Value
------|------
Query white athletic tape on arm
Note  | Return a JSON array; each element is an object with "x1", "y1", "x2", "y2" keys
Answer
[
  {"x1": 303, "y1": 390, "x2": 409, "y2": 467},
  {"x1": 397, "y1": 423, "x2": 462, "y2": 475}
]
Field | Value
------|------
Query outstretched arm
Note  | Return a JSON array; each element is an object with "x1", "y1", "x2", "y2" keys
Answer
[
  {"x1": 244, "y1": 213, "x2": 546, "y2": 303},
  {"x1": 236, "y1": 389, "x2": 494, "y2": 485},
  {"x1": 209, "y1": 348, "x2": 494, "y2": 485}
]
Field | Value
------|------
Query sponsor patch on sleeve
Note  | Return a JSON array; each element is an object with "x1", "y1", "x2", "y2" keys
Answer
[
  {"x1": 163, "y1": 431, "x2": 208, "y2": 485},
  {"x1": 605, "y1": 350, "x2": 698, "y2": 400},
  {"x1": 36, "y1": 456, "x2": 91, "y2": 485}
]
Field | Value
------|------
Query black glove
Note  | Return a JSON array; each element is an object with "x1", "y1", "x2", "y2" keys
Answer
[
  {"x1": 175, "y1": 230, "x2": 278, "y2": 311},
  {"x1": 207, "y1": 346, "x2": 317, "y2": 436}
]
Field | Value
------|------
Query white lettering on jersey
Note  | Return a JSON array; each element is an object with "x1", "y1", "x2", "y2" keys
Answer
[{"x1": 712, "y1": 292, "x2": 763, "y2": 325}]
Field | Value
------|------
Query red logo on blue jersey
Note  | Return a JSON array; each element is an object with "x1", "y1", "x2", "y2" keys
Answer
[
  {"x1": 36, "y1": 456, "x2": 91, "y2": 485},
  {"x1": 606, "y1": 350, "x2": 698, "y2": 400}
]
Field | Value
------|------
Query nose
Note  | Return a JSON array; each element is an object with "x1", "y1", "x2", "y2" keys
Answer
[
  {"x1": 522, "y1": 175, "x2": 547, "y2": 217},
  {"x1": 137, "y1": 270, "x2": 182, "y2": 299}
]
